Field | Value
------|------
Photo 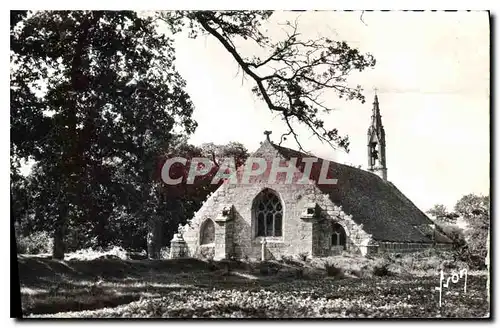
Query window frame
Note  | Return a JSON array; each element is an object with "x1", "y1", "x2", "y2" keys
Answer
[
  {"x1": 331, "y1": 222, "x2": 347, "y2": 250},
  {"x1": 252, "y1": 188, "x2": 284, "y2": 239}
]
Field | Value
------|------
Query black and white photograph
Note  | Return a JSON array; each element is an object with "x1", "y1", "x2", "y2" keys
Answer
[{"x1": 9, "y1": 7, "x2": 491, "y2": 319}]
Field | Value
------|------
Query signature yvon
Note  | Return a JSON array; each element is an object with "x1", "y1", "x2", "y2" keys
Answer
[{"x1": 435, "y1": 268, "x2": 468, "y2": 307}]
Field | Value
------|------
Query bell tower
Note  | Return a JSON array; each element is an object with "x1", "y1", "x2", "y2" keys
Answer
[{"x1": 367, "y1": 92, "x2": 387, "y2": 180}]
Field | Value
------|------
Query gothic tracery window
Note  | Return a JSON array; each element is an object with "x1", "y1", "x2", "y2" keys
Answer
[
  {"x1": 331, "y1": 223, "x2": 347, "y2": 249},
  {"x1": 253, "y1": 189, "x2": 283, "y2": 237}
]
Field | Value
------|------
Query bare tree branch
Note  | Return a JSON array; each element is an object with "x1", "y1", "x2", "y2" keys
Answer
[{"x1": 157, "y1": 11, "x2": 375, "y2": 153}]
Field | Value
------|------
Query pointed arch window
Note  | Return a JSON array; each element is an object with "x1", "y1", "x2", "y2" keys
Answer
[
  {"x1": 331, "y1": 223, "x2": 346, "y2": 249},
  {"x1": 253, "y1": 189, "x2": 283, "y2": 237}
]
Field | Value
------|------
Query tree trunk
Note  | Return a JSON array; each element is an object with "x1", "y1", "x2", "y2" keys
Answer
[
  {"x1": 52, "y1": 15, "x2": 94, "y2": 261},
  {"x1": 147, "y1": 230, "x2": 155, "y2": 259},
  {"x1": 52, "y1": 222, "x2": 65, "y2": 260},
  {"x1": 147, "y1": 216, "x2": 162, "y2": 259}
]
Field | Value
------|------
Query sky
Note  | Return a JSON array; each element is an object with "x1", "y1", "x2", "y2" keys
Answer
[{"x1": 170, "y1": 11, "x2": 490, "y2": 213}]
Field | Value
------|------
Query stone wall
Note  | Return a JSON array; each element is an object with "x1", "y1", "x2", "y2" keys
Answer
[
  {"x1": 377, "y1": 241, "x2": 453, "y2": 253},
  {"x1": 179, "y1": 185, "x2": 230, "y2": 258},
  {"x1": 177, "y1": 177, "x2": 375, "y2": 260},
  {"x1": 175, "y1": 178, "x2": 454, "y2": 260},
  {"x1": 309, "y1": 193, "x2": 373, "y2": 257},
  {"x1": 174, "y1": 140, "x2": 451, "y2": 260},
  {"x1": 230, "y1": 182, "x2": 318, "y2": 260}
]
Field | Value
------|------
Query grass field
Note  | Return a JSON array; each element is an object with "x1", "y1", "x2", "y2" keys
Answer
[{"x1": 17, "y1": 253, "x2": 490, "y2": 318}]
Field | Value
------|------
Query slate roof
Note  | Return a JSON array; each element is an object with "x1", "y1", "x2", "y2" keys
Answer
[{"x1": 249, "y1": 140, "x2": 452, "y2": 244}]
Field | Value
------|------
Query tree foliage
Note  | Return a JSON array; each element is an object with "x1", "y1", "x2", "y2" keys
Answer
[
  {"x1": 454, "y1": 194, "x2": 489, "y2": 260},
  {"x1": 426, "y1": 204, "x2": 459, "y2": 225},
  {"x1": 11, "y1": 10, "x2": 196, "y2": 257},
  {"x1": 428, "y1": 194, "x2": 490, "y2": 267}
]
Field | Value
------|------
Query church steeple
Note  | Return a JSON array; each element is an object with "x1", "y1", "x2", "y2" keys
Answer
[{"x1": 367, "y1": 92, "x2": 387, "y2": 180}]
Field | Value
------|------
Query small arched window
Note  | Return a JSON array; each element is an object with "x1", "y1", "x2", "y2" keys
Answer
[
  {"x1": 200, "y1": 219, "x2": 215, "y2": 245},
  {"x1": 253, "y1": 189, "x2": 283, "y2": 237},
  {"x1": 331, "y1": 223, "x2": 346, "y2": 249}
]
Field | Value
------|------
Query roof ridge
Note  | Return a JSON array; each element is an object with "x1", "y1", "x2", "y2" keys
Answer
[
  {"x1": 269, "y1": 142, "x2": 314, "y2": 158},
  {"x1": 269, "y1": 142, "x2": 368, "y2": 173}
]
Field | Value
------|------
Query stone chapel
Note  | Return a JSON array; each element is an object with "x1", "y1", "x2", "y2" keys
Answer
[{"x1": 170, "y1": 95, "x2": 453, "y2": 260}]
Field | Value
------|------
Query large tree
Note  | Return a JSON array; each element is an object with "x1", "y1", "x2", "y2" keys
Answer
[
  {"x1": 454, "y1": 194, "x2": 490, "y2": 261},
  {"x1": 427, "y1": 194, "x2": 490, "y2": 266},
  {"x1": 11, "y1": 11, "x2": 196, "y2": 258}
]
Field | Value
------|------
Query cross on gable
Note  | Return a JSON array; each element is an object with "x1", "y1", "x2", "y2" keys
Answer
[{"x1": 264, "y1": 130, "x2": 272, "y2": 141}]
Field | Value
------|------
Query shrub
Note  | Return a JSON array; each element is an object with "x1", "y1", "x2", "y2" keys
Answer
[
  {"x1": 280, "y1": 255, "x2": 293, "y2": 264},
  {"x1": 258, "y1": 261, "x2": 281, "y2": 276},
  {"x1": 441, "y1": 259, "x2": 457, "y2": 270},
  {"x1": 438, "y1": 224, "x2": 487, "y2": 269},
  {"x1": 160, "y1": 247, "x2": 170, "y2": 259},
  {"x1": 17, "y1": 231, "x2": 54, "y2": 255},
  {"x1": 324, "y1": 261, "x2": 344, "y2": 278},
  {"x1": 401, "y1": 255, "x2": 415, "y2": 271},
  {"x1": 127, "y1": 250, "x2": 148, "y2": 260},
  {"x1": 199, "y1": 246, "x2": 215, "y2": 261},
  {"x1": 349, "y1": 269, "x2": 364, "y2": 278},
  {"x1": 457, "y1": 249, "x2": 486, "y2": 270},
  {"x1": 65, "y1": 229, "x2": 99, "y2": 253},
  {"x1": 207, "y1": 259, "x2": 219, "y2": 271},
  {"x1": 259, "y1": 265, "x2": 270, "y2": 275},
  {"x1": 420, "y1": 256, "x2": 442, "y2": 271},
  {"x1": 65, "y1": 246, "x2": 129, "y2": 261},
  {"x1": 373, "y1": 261, "x2": 391, "y2": 277},
  {"x1": 280, "y1": 255, "x2": 304, "y2": 267},
  {"x1": 381, "y1": 252, "x2": 397, "y2": 263},
  {"x1": 297, "y1": 252, "x2": 310, "y2": 262},
  {"x1": 294, "y1": 267, "x2": 305, "y2": 279}
]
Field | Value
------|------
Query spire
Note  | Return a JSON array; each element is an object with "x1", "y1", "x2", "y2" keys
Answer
[
  {"x1": 371, "y1": 93, "x2": 383, "y2": 129},
  {"x1": 367, "y1": 91, "x2": 387, "y2": 181}
]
